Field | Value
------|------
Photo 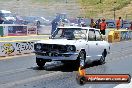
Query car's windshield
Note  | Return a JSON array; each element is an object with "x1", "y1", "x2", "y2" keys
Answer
[{"x1": 52, "y1": 28, "x2": 87, "y2": 40}]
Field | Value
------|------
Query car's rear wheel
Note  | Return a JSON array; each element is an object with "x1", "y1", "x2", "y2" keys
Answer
[
  {"x1": 99, "y1": 50, "x2": 107, "y2": 64},
  {"x1": 36, "y1": 58, "x2": 46, "y2": 68}
]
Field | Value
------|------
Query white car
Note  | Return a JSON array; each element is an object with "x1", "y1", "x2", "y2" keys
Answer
[{"x1": 34, "y1": 26, "x2": 110, "y2": 68}]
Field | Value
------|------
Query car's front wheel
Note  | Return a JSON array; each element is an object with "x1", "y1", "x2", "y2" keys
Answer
[
  {"x1": 36, "y1": 58, "x2": 46, "y2": 68},
  {"x1": 76, "y1": 51, "x2": 86, "y2": 67},
  {"x1": 99, "y1": 50, "x2": 107, "y2": 64}
]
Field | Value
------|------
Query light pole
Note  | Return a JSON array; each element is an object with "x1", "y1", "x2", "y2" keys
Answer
[
  {"x1": 114, "y1": 7, "x2": 116, "y2": 20},
  {"x1": 113, "y1": 1, "x2": 116, "y2": 20}
]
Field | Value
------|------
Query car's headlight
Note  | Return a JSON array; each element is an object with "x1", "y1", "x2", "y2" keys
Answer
[
  {"x1": 35, "y1": 44, "x2": 42, "y2": 50},
  {"x1": 66, "y1": 45, "x2": 76, "y2": 52}
]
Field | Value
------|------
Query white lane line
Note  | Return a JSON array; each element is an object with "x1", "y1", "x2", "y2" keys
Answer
[
  {"x1": 114, "y1": 79, "x2": 132, "y2": 88},
  {"x1": 0, "y1": 53, "x2": 34, "y2": 61},
  {"x1": 0, "y1": 71, "x2": 63, "y2": 88}
]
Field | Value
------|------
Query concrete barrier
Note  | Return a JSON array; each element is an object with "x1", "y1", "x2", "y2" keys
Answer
[
  {"x1": 27, "y1": 25, "x2": 37, "y2": 35},
  {"x1": 108, "y1": 29, "x2": 132, "y2": 43},
  {"x1": 0, "y1": 24, "x2": 37, "y2": 37},
  {"x1": 0, "y1": 41, "x2": 34, "y2": 57}
]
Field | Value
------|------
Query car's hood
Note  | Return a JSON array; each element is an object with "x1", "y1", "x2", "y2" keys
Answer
[{"x1": 36, "y1": 39, "x2": 77, "y2": 45}]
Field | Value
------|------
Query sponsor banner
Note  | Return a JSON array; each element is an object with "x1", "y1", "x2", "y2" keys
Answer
[
  {"x1": 76, "y1": 74, "x2": 130, "y2": 85},
  {"x1": 0, "y1": 42, "x2": 34, "y2": 56},
  {"x1": 113, "y1": 31, "x2": 121, "y2": 42},
  {"x1": 0, "y1": 42, "x2": 16, "y2": 56},
  {"x1": 108, "y1": 30, "x2": 121, "y2": 43},
  {"x1": 27, "y1": 26, "x2": 37, "y2": 35},
  {"x1": 8, "y1": 26, "x2": 27, "y2": 36},
  {"x1": 15, "y1": 42, "x2": 34, "y2": 54},
  {"x1": 76, "y1": 66, "x2": 131, "y2": 85},
  {"x1": 108, "y1": 30, "x2": 132, "y2": 43}
]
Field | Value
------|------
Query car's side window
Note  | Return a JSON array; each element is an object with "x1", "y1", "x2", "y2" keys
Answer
[
  {"x1": 88, "y1": 29, "x2": 96, "y2": 41},
  {"x1": 95, "y1": 30, "x2": 101, "y2": 41}
]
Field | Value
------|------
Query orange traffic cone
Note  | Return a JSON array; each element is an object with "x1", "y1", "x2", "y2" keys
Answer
[
  {"x1": 76, "y1": 66, "x2": 86, "y2": 85},
  {"x1": 78, "y1": 66, "x2": 86, "y2": 76}
]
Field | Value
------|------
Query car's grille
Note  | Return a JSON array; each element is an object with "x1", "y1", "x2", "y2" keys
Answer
[{"x1": 35, "y1": 44, "x2": 67, "y2": 53}]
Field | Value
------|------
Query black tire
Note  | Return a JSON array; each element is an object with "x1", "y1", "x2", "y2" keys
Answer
[
  {"x1": 36, "y1": 58, "x2": 46, "y2": 68},
  {"x1": 76, "y1": 51, "x2": 86, "y2": 68},
  {"x1": 76, "y1": 75, "x2": 86, "y2": 85},
  {"x1": 99, "y1": 51, "x2": 106, "y2": 64}
]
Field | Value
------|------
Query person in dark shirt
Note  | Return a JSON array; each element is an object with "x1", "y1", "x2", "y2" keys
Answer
[
  {"x1": 0, "y1": 17, "x2": 4, "y2": 24},
  {"x1": 96, "y1": 19, "x2": 101, "y2": 29},
  {"x1": 89, "y1": 19, "x2": 96, "y2": 28}
]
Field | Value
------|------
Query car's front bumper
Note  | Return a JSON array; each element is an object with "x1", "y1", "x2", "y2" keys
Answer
[{"x1": 34, "y1": 51, "x2": 79, "y2": 61}]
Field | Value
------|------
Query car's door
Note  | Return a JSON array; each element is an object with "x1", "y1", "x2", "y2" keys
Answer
[
  {"x1": 86, "y1": 29, "x2": 101, "y2": 60},
  {"x1": 95, "y1": 30, "x2": 104, "y2": 57}
]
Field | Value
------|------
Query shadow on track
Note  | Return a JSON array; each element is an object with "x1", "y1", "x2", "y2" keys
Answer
[{"x1": 29, "y1": 61, "x2": 103, "y2": 72}]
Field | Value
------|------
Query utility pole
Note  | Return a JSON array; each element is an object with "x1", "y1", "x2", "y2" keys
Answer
[
  {"x1": 114, "y1": 7, "x2": 116, "y2": 20},
  {"x1": 113, "y1": 1, "x2": 116, "y2": 20},
  {"x1": 100, "y1": 0, "x2": 102, "y2": 3}
]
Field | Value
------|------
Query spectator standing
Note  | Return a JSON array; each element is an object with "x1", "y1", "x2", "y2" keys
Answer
[
  {"x1": 51, "y1": 19, "x2": 58, "y2": 37},
  {"x1": 96, "y1": 19, "x2": 101, "y2": 29},
  {"x1": 116, "y1": 17, "x2": 121, "y2": 30},
  {"x1": 129, "y1": 22, "x2": 132, "y2": 30},
  {"x1": 99, "y1": 18, "x2": 107, "y2": 35},
  {"x1": 89, "y1": 19, "x2": 96, "y2": 28}
]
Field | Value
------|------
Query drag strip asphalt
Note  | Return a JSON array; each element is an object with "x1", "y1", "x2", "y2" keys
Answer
[{"x1": 0, "y1": 40, "x2": 131, "y2": 88}]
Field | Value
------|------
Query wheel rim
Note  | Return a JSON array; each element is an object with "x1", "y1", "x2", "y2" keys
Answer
[{"x1": 79, "y1": 53, "x2": 85, "y2": 67}]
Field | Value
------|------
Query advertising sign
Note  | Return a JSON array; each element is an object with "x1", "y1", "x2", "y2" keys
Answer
[
  {"x1": 0, "y1": 41, "x2": 34, "y2": 56},
  {"x1": 8, "y1": 26, "x2": 27, "y2": 36},
  {"x1": 27, "y1": 26, "x2": 37, "y2": 35}
]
